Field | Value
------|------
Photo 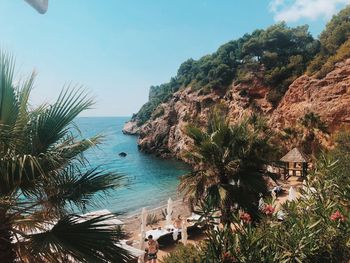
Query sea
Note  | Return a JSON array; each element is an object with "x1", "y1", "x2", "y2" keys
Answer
[{"x1": 75, "y1": 117, "x2": 190, "y2": 215}]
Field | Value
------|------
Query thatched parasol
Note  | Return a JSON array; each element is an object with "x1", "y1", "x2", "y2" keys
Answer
[{"x1": 280, "y1": 147, "x2": 309, "y2": 163}]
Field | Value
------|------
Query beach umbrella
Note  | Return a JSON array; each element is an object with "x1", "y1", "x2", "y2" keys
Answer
[
  {"x1": 165, "y1": 198, "x2": 173, "y2": 227},
  {"x1": 139, "y1": 230, "x2": 146, "y2": 263},
  {"x1": 141, "y1": 207, "x2": 147, "y2": 232},
  {"x1": 181, "y1": 221, "x2": 188, "y2": 245},
  {"x1": 140, "y1": 207, "x2": 147, "y2": 251},
  {"x1": 288, "y1": 186, "x2": 296, "y2": 201}
]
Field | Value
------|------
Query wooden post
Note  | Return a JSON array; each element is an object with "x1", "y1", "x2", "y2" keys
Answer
[{"x1": 302, "y1": 162, "x2": 308, "y2": 177}]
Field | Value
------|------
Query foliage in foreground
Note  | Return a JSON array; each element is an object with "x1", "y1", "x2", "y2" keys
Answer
[
  {"x1": 164, "y1": 134, "x2": 350, "y2": 263},
  {"x1": 179, "y1": 113, "x2": 275, "y2": 225},
  {"x1": 0, "y1": 53, "x2": 133, "y2": 263}
]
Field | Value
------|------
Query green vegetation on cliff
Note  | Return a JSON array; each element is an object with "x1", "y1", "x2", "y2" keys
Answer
[
  {"x1": 133, "y1": 23, "x2": 318, "y2": 125},
  {"x1": 133, "y1": 6, "x2": 350, "y2": 126},
  {"x1": 308, "y1": 6, "x2": 350, "y2": 78}
]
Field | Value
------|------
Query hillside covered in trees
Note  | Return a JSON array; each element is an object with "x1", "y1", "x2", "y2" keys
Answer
[{"x1": 130, "y1": 6, "x2": 350, "y2": 126}]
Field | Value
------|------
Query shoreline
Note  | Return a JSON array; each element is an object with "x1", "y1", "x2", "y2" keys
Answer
[{"x1": 121, "y1": 198, "x2": 185, "y2": 219}]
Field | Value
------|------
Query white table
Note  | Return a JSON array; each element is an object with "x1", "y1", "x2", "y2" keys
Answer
[{"x1": 145, "y1": 225, "x2": 182, "y2": 241}]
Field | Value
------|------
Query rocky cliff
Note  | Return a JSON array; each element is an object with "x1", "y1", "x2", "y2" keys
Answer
[
  {"x1": 124, "y1": 59, "x2": 350, "y2": 160},
  {"x1": 271, "y1": 59, "x2": 350, "y2": 132}
]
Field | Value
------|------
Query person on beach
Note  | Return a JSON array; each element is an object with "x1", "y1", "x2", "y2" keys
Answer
[
  {"x1": 145, "y1": 235, "x2": 159, "y2": 263},
  {"x1": 173, "y1": 215, "x2": 183, "y2": 229}
]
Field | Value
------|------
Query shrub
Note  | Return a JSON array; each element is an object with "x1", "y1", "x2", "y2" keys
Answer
[{"x1": 160, "y1": 244, "x2": 202, "y2": 263}]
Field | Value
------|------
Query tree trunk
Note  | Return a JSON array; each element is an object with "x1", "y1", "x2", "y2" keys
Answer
[{"x1": 0, "y1": 209, "x2": 16, "y2": 263}]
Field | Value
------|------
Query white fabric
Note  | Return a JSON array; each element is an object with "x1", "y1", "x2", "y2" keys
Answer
[
  {"x1": 172, "y1": 229, "x2": 179, "y2": 241},
  {"x1": 140, "y1": 207, "x2": 148, "y2": 250},
  {"x1": 258, "y1": 197, "x2": 265, "y2": 211},
  {"x1": 145, "y1": 229, "x2": 169, "y2": 241},
  {"x1": 146, "y1": 225, "x2": 182, "y2": 241},
  {"x1": 141, "y1": 207, "x2": 147, "y2": 232},
  {"x1": 165, "y1": 198, "x2": 173, "y2": 227},
  {"x1": 181, "y1": 221, "x2": 188, "y2": 245},
  {"x1": 288, "y1": 186, "x2": 297, "y2": 201}
]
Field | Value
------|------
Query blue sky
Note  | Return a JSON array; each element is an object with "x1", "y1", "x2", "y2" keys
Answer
[{"x1": 0, "y1": 0, "x2": 348, "y2": 116}]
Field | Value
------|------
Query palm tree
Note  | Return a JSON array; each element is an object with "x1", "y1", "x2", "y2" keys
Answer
[
  {"x1": 179, "y1": 112, "x2": 274, "y2": 225},
  {"x1": 0, "y1": 53, "x2": 133, "y2": 262},
  {"x1": 299, "y1": 112, "x2": 329, "y2": 156}
]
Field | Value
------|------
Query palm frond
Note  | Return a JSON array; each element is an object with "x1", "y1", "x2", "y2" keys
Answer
[
  {"x1": 24, "y1": 214, "x2": 133, "y2": 263},
  {"x1": 45, "y1": 167, "x2": 125, "y2": 212},
  {"x1": 0, "y1": 52, "x2": 17, "y2": 127},
  {"x1": 185, "y1": 125, "x2": 208, "y2": 145},
  {"x1": 31, "y1": 87, "x2": 94, "y2": 154}
]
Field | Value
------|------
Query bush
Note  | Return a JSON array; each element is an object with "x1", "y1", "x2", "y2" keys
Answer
[
  {"x1": 316, "y1": 38, "x2": 350, "y2": 78},
  {"x1": 160, "y1": 244, "x2": 202, "y2": 263}
]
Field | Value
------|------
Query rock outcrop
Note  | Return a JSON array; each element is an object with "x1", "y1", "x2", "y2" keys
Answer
[
  {"x1": 122, "y1": 120, "x2": 140, "y2": 135},
  {"x1": 124, "y1": 59, "x2": 350, "y2": 160},
  {"x1": 271, "y1": 59, "x2": 350, "y2": 132}
]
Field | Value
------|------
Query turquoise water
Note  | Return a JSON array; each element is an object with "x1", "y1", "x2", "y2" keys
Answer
[{"x1": 75, "y1": 117, "x2": 189, "y2": 214}]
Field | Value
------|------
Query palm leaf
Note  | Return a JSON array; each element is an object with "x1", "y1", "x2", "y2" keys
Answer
[
  {"x1": 24, "y1": 214, "x2": 133, "y2": 263},
  {"x1": 45, "y1": 167, "x2": 125, "y2": 211},
  {"x1": 31, "y1": 87, "x2": 94, "y2": 154}
]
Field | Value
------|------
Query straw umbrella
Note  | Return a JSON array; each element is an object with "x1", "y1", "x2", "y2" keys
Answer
[
  {"x1": 288, "y1": 187, "x2": 296, "y2": 201},
  {"x1": 181, "y1": 221, "x2": 188, "y2": 245},
  {"x1": 165, "y1": 198, "x2": 173, "y2": 227}
]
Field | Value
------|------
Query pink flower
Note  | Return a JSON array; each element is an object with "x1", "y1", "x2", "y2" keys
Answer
[
  {"x1": 262, "y1": 205, "x2": 275, "y2": 216},
  {"x1": 330, "y1": 210, "x2": 346, "y2": 222},
  {"x1": 240, "y1": 212, "x2": 252, "y2": 224}
]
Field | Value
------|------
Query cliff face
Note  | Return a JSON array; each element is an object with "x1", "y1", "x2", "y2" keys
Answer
[
  {"x1": 124, "y1": 59, "x2": 350, "y2": 160},
  {"x1": 271, "y1": 59, "x2": 350, "y2": 132}
]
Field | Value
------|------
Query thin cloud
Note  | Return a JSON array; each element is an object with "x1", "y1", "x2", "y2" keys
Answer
[{"x1": 269, "y1": 0, "x2": 350, "y2": 22}]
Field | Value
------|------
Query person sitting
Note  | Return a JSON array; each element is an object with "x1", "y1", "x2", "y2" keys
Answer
[
  {"x1": 173, "y1": 215, "x2": 183, "y2": 229},
  {"x1": 145, "y1": 235, "x2": 159, "y2": 263},
  {"x1": 272, "y1": 185, "x2": 283, "y2": 196}
]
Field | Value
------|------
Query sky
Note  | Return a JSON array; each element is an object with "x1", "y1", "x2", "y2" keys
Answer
[{"x1": 0, "y1": 0, "x2": 349, "y2": 117}]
